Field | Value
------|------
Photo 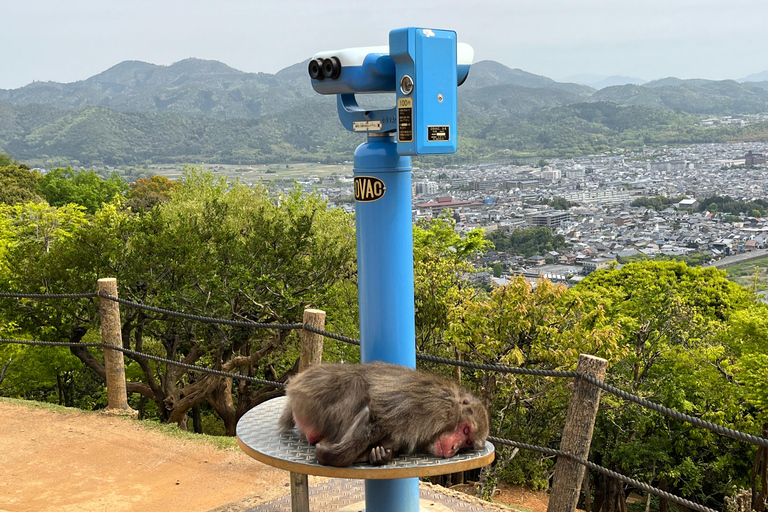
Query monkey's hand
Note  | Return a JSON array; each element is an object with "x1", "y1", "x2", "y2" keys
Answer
[{"x1": 368, "y1": 446, "x2": 393, "y2": 465}]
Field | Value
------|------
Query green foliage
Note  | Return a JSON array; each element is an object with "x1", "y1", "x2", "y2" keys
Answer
[
  {"x1": 0, "y1": 153, "x2": 17, "y2": 167},
  {"x1": 698, "y1": 195, "x2": 768, "y2": 217},
  {"x1": 720, "y1": 304, "x2": 768, "y2": 416},
  {"x1": 576, "y1": 261, "x2": 756, "y2": 505},
  {"x1": 0, "y1": 160, "x2": 42, "y2": 205},
  {"x1": 487, "y1": 227, "x2": 568, "y2": 257},
  {"x1": 630, "y1": 195, "x2": 684, "y2": 211},
  {"x1": 446, "y1": 276, "x2": 622, "y2": 484},
  {"x1": 125, "y1": 175, "x2": 179, "y2": 211},
  {"x1": 546, "y1": 196, "x2": 571, "y2": 210},
  {"x1": 0, "y1": 170, "x2": 357, "y2": 434},
  {"x1": 36, "y1": 167, "x2": 127, "y2": 213},
  {"x1": 413, "y1": 215, "x2": 491, "y2": 354},
  {"x1": 616, "y1": 252, "x2": 713, "y2": 267}
]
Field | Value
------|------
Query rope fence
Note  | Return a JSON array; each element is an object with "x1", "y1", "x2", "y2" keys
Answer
[
  {"x1": 1, "y1": 288, "x2": 764, "y2": 512},
  {"x1": 0, "y1": 338, "x2": 285, "y2": 388},
  {"x1": 3, "y1": 290, "x2": 767, "y2": 448},
  {"x1": 489, "y1": 437, "x2": 718, "y2": 512}
]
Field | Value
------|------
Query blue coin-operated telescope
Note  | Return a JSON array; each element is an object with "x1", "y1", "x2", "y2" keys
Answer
[
  {"x1": 308, "y1": 27, "x2": 472, "y2": 512},
  {"x1": 309, "y1": 27, "x2": 473, "y2": 154}
]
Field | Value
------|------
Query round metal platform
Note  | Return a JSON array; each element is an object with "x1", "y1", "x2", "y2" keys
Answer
[{"x1": 236, "y1": 396, "x2": 495, "y2": 479}]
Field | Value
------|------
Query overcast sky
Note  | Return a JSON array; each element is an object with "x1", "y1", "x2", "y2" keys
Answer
[{"x1": 3, "y1": 0, "x2": 767, "y2": 90}]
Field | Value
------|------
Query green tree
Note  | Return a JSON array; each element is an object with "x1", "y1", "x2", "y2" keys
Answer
[
  {"x1": 548, "y1": 196, "x2": 571, "y2": 210},
  {"x1": 0, "y1": 201, "x2": 97, "y2": 406},
  {"x1": 125, "y1": 175, "x2": 180, "y2": 211},
  {"x1": 446, "y1": 276, "x2": 622, "y2": 490},
  {"x1": 0, "y1": 170, "x2": 357, "y2": 435},
  {"x1": 413, "y1": 215, "x2": 490, "y2": 354},
  {"x1": 487, "y1": 227, "x2": 568, "y2": 258},
  {"x1": 0, "y1": 153, "x2": 17, "y2": 167},
  {"x1": 719, "y1": 304, "x2": 768, "y2": 509},
  {"x1": 36, "y1": 167, "x2": 127, "y2": 213},
  {"x1": 0, "y1": 161, "x2": 42, "y2": 205},
  {"x1": 576, "y1": 261, "x2": 754, "y2": 511}
]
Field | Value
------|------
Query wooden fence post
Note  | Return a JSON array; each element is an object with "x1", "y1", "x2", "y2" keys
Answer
[
  {"x1": 290, "y1": 308, "x2": 326, "y2": 512},
  {"x1": 548, "y1": 354, "x2": 608, "y2": 512},
  {"x1": 97, "y1": 278, "x2": 136, "y2": 416}
]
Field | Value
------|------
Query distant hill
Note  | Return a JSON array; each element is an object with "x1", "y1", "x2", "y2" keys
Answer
[
  {"x1": 643, "y1": 77, "x2": 715, "y2": 88},
  {"x1": 459, "y1": 83, "x2": 585, "y2": 121},
  {"x1": 464, "y1": 61, "x2": 594, "y2": 97},
  {"x1": 2, "y1": 58, "x2": 768, "y2": 167},
  {"x1": 562, "y1": 74, "x2": 646, "y2": 90},
  {"x1": 0, "y1": 58, "x2": 316, "y2": 119},
  {"x1": 591, "y1": 80, "x2": 768, "y2": 114},
  {"x1": 3, "y1": 98, "x2": 767, "y2": 168},
  {"x1": 739, "y1": 70, "x2": 768, "y2": 82}
]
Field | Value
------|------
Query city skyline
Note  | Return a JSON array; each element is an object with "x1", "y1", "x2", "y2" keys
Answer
[{"x1": 3, "y1": 0, "x2": 768, "y2": 90}]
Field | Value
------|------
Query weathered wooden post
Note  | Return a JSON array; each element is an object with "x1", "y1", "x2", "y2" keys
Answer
[
  {"x1": 290, "y1": 308, "x2": 326, "y2": 512},
  {"x1": 97, "y1": 278, "x2": 136, "y2": 416},
  {"x1": 548, "y1": 354, "x2": 608, "y2": 512}
]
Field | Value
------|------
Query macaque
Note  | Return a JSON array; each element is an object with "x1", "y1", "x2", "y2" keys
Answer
[{"x1": 279, "y1": 361, "x2": 489, "y2": 467}]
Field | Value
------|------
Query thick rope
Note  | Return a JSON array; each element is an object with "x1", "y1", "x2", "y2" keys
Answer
[
  {"x1": 0, "y1": 339, "x2": 284, "y2": 388},
  {"x1": 0, "y1": 292, "x2": 97, "y2": 299},
  {"x1": 97, "y1": 292, "x2": 303, "y2": 330}
]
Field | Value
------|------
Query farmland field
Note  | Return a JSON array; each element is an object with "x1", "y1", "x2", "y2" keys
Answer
[{"x1": 721, "y1": 255, "x2": 768, "y2": 291}]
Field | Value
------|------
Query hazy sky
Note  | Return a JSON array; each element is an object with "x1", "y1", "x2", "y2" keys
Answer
[{"x1": 3, "y1": 0, "x2": 767, "y2": 90}]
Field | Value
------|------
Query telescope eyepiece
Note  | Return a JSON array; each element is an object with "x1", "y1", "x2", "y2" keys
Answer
[
  {"x1": 308, "y1": 59, "x2": 324, "y2": 80},
  {"x1": 321, "y1": 57, "x2": 342, "y2": 80}
]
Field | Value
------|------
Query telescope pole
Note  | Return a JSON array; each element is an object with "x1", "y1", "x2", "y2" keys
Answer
[{"x1": 354, "y1": 132, "x2": 419, "y2": 512}]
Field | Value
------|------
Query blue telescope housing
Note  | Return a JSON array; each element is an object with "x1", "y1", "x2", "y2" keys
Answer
[{"x1": 307, "y1": 27, "x2": 473, "y2": 156}]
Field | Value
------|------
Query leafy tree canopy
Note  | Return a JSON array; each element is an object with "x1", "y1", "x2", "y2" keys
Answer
[
  {"x1": 36, "y1": 167, "x2": 127, "y2": 214},
  {"x1": 126, "y1": 175, "x2": 180, "y2": 211},
  {"x1": 487, "y1": 227, "x2": 568, "y2": 257},
  {"x1": 0, "y1": 162, "x2": 42, "y2": 205}
]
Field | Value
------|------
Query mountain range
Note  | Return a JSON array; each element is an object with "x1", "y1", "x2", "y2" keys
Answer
[{"x1": 1, "y1": 58, "x2": 767, "y2": 167}]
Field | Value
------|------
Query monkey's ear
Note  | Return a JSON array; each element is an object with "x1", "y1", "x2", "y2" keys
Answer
[{"x1": 461, "y1": 398, "x2": 470, "y2": 405}]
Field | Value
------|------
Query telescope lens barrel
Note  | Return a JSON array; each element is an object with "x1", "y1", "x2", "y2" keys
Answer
[
  {"x1": 321, "y1": 57, "x2": 342, "y2": 80},
  {"x1": 308, "y1": 59, "x2": 324, "y2": 80}
]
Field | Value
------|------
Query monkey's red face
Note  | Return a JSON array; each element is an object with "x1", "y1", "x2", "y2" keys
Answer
[{"x1": 430, "y1": 421, "x2": 475, "y2": 458}]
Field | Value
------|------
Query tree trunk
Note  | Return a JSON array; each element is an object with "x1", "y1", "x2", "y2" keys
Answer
[
  {"x1": 583, "y1": 471, "x2": 592, "y2": 512},
  {"x1": 137, "y1": 396, "x2": 147, "y2": 420},
  {"x1": 480, "y1": 372, "x2": 496, "y2": 413},
  {"x1": 208, "y1": 377, "x2": 238, "y2": 436},
  {"x1": 602, "y1": 477, "x2": 623, "y2": 512},
  {"x1": 658, "y1": 479, "x2": 669, "y2": 512},
  {"x1": 0, "y1": 358, "x2": 10, "y2": 387},
  {"x1": 645, "y1": 463, "x2": 656, "y2": 512},
  {"x1": 593, "y1": 470, "x2": 605, "y2": 512},
  {"x1": 56, "y1": 373, "x2": 64, "y2": 406},
  {"x1": 192, "y1": 404, "x2": 203, "y2": 434}
]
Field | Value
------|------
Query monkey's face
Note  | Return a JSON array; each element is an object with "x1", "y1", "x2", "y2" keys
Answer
[
  {"x1": 429, "y1": 421, "x2": 476, "y2": 458},
  {"x1": 428, "y1": 398, "x2": 489, "y2": 458}
]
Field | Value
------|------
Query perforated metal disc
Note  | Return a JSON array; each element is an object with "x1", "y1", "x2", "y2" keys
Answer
[{"x1": 236, "y1": 397, "x2": 495, "y2": 479}]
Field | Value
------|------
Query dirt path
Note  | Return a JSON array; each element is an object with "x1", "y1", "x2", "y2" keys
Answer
[
  {"x1": 0, "y1": 399, "x2": 550, "y2": 512},
  {"x1": 0, "y1": 400, "x2": 304, "y2": 512}
]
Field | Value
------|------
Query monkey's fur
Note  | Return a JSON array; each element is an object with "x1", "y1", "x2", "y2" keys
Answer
[{"x1": 279, "y1": 362, "x2": 489, "y2": 467}]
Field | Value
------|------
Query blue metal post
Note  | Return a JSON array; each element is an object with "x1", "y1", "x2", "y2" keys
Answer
[{"x1": 354, "y1": 133, "x2": 419, "y2": 512}]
